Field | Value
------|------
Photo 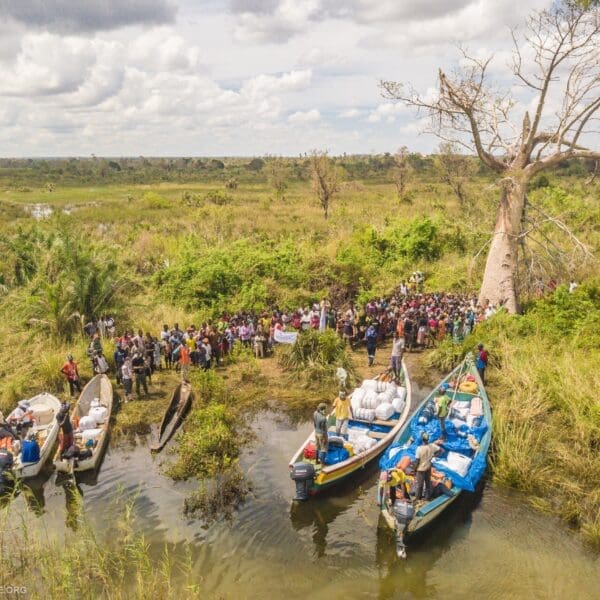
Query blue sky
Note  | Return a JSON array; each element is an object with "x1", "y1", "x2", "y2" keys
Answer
[{"x1": 0, "y1": 0, "x2": 551, "y2": 156}]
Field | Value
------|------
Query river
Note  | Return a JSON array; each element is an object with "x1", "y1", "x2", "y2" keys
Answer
[{"x1": 8, "y1": 380, "x2": 600, "y2": 599}]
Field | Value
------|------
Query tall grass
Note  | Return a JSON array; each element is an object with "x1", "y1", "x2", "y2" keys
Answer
[
  {"x1": 0, "y1": 499, "x2": 201, "y2": 599},
  {"x1": 428, "y1": 285, "x2": 600, "y2": 549},
  {"x1": 278, "y1": 329, "x2": 357, "y2": 390}
]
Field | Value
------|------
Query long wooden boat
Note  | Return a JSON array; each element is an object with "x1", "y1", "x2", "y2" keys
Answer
[
  {"x1": 289, "y1": 361, "x2": 412, "y2": 498},
  {"x1": 54, "y1": 374, "x2": 113, "y2": 474},
  {"x1": 14, "y1": 392, "x2": 62, "y2": 479},
  {"x1": 378, "y1": 354, "x2": 491, "y2": 544},
  {"x1": 150, "y1": 381, "x2": 193, "y2": 452}
]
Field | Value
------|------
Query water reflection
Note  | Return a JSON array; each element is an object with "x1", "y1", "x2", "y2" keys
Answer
[{"x1": 1, "y1": 407, "x2": 599, "y2": 599}]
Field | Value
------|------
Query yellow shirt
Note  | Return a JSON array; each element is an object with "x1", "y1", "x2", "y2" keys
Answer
[
  {"x1": 333, "y1": 396, "x2": 351, "y2": 420},
  {"x1": 389, "y1": 468, "x2": 409, "y2": 488}
]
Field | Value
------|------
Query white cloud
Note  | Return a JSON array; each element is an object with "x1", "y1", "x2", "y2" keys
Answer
[
  {"x1": 128, "y1": 28, "x2": 203, "y2": 73},
  {"x1": 366, "y1": 102, "x2": 406, "y2": 123},
  {"x1": 0, "y1": 0, "x2": 567, "y2": 156},
  {"x1": 0, "y1": 33, "x2": 98, "y2": 96},
  {"x1": 241, "y1": 69, "x2": 312, "y2": 99},
  {"x1": 339, "y1": 108, "x2": 361, "y2": 118},
  {"x1": 232, "y1": 0, "x2": 321, "y2": 44},
  {"x1": 296, "y1": 47, "x2": 347, "y2": 68},
  {"x1": 288, "y1": 109, "x2": 320, "y2": 123}
]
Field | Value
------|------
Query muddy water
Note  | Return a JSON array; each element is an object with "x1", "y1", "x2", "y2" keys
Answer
[{"x1": 10, "y1": 385, "x2": 600, "y2": 599}]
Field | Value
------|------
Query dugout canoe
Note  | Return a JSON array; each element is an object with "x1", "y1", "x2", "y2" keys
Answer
[
  {"x1": 12, "y1": 392, "x2": 62, "y2": 479},
  {"x1": 54, "y1": 374, "x2": 113, "y2": 474},
  {"x1": 150, "y1": 381, "x2": 193, "y2": 452},
  {"x1": 289, "y1": 362, "x2": 412, "y2": 498},
  {"x1": 378, "y1": 354, "x2": 491, "y2": 541}
]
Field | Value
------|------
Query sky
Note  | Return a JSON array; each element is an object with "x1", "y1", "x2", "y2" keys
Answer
[{"x1": 0, "y1": 0, "x2": 553, "y2": 157}]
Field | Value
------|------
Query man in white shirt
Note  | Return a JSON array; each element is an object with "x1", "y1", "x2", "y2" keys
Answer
[{"x1": 414, "y1": 432, "x2": 443, "y2": 500}]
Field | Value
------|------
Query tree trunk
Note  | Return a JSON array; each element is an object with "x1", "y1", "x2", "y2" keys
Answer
[{"x1": 478, "y1": 177, "x2": 526, "y2": 313}]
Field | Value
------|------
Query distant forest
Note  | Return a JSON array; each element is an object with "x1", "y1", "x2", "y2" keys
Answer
[{"x1": 0, "y1": 154, "x2": 594, "y2": 187}]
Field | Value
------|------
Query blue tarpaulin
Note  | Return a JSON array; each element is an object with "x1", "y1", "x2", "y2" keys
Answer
[{"x1": 379, "y1": 402, "x2": 488, "y2": 492}]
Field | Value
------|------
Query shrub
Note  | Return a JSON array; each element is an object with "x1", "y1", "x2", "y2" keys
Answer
[
  {"x1": 530, "y1": 173, "x2": 550, "y2": 189},
  {"x1": 142, "y1": 192, "x2": 170, "y2": 209},
  {"x1": 279, "y1": 329, "x2": 357, "y2": 389},
  {"x1": 204, "y1": 190, "x2": 233, "y2": 205},
  {"x1": 167, "y1": 403, "x2": 244, "y2": 480}
]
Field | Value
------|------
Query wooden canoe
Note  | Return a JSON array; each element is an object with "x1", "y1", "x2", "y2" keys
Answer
[
  {"x1": 289, "y1": 361, "x2": 412, "y2": 497},
  {"x1": 14, "y1": 392, "x2": 62, "y2": 479},
  {"x1": 378, "y1": 354, "x2": 492, "y2": 539},
  {"x1": 54, "y1": 374, "x2": 113, "y2": 474},
  {"x1": 150, "y1": 381, "x2": 193, "y2": 452}
]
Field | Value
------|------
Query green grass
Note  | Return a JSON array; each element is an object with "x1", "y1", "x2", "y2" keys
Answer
[
  {"x1": 0, "y1": 496, "x2": 202, "y2": 599},
  {"x1": 428, "y1": 284, "x2": 600, "y2": 548},
  {"x1": 0, "y1": 165, "x2": 598, "y2": 549}
]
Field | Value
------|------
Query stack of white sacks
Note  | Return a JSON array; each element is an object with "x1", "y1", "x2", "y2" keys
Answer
[
  {"x1": 350, "y1": 380, "x2": 407, "y2": 423},
  {"x1": 347, "y1": 428, "x2": 377, "y2": 453},
  {"x1": 77, "y1": 398, "x2": 108, "y2": 447}
]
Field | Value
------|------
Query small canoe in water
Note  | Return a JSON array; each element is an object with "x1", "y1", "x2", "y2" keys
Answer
[
  {"x1": 14, "y1": 392, "x2": 62, "y2": 479},
  {"x1": 54, "y1": 374, "x2": 113, "y2": 474},
  {"x1": 289, "y1": 363, "x2": 412, "y2": 499},
  {"x1": 151, "y1": 381, "x2": 193, "y2": 452},
  {"x1": 377, "y1": 353, "x2": 491, "y2": 556}
]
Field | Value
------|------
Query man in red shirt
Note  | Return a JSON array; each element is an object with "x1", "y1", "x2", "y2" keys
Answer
[
  {"x1": 179, "y1": 344, "x2": 191, "y2": 382},
  {"x1": 60, "y1": 355, "x2": 82, "y2": 397}
]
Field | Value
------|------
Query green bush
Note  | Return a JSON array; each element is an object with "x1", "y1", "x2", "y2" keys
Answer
[
  {"x1": 279, "y1": 329, "x2": 357, "y2": 389},
  {"x1": 204, "y1": 189, "x2": 233, "y2": 205},
  {"x1": 167, "y1": 403, "x2": 243, "y2": 480},
  {"x1": 427, "y1": 286, "x2": 600, "y2": 547},
  {"x1": 142, "y1": 191, "x2": 170, "y2": 209}
]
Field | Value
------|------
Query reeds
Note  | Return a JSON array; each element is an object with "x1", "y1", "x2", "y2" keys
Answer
[
  {"x1": 0, "y1": 498, "x2": 201, "y2": 599},
  {"x1": 428, "y1": 285, "x2": 600, "y2": 548}
]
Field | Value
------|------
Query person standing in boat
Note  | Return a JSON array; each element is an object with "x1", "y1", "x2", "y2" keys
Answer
[
  {"x1": 386, "y1": 467, "x2": 413, "y2": 559},
  {"x1": 435, "y1": 387, "x2": 451, "y2": 438},
  {"x1": 414, "y1": 432, "x2": 442, "y2": 501},
  {"x1": 476, "y1": 343, "x2": 489, "y2": 384},
  {"x1": 313, "y1": 403, "x2": 329, "y2": 465},
  {"x1": 332, "y1": 391, "x2": 352, "y2": 440},
  {"x1": 56, "y1": 402, "x2": 74, "y2": 457}
]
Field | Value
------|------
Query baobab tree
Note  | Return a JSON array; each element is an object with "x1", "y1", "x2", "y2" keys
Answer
[
  {"x1": 308, "y1": 150, "x2": 340, "y2": 219},
  {"x1": 381, "y1": 2, "x2": 599, "y2": 312}
]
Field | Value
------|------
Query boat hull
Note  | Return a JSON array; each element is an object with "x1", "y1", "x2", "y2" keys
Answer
[
  {"x1": 54, "y1": 374, "x2": 113, "y2": 474},
  {"x1": 289, "y1": 361, "x2": 412, "y2": 498},
  {"x1": 378, "y1": 356, "x2": 491, "y2": 540},
  {"x1": 14, "y1": 392, "x2": 62, "y2": 479},
  {"x1": 151, "y1": 381, "x2": 193, "y2": 452}
]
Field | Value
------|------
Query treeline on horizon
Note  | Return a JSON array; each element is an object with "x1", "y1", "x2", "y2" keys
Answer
[{"x1": 0, "y1": 153, "x2": 595, "y2": 187}]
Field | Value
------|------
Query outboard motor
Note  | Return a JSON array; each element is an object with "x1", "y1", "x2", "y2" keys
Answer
[
  {"x1": 0, "y1": 449, "x2": 15, "y2": 497},
  {"x1": 393, "y1": 499, "x2": 415, "y2": 559},
  {"x1": 290, "y1": 462, "x2": 315, "y2": 501}
]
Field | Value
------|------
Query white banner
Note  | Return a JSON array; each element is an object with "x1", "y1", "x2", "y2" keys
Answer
[{"x1": 273, "y1": 329, "x2": 298, "y2": 344}]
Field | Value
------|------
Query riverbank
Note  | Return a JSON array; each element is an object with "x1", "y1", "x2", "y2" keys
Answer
[
  {"x1": 428, "y1": 284, "x2": 600, "y2": 549},
  {"x1": 2, "y1": 362, "x2": 600, "y2": 600}
]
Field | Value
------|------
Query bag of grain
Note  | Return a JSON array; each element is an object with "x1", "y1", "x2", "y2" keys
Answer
[
  {"x1": 392, "y1": 396, "x2": 405, "y2": 414},
  {"x1": 78, "y1": 415, "x2": 97, "y2": 431},
  {"x1": 375, "y1": 402, "x2": 394, "y2": 421}
]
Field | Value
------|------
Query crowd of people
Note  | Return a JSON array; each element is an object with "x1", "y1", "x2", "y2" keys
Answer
[{"x1": 60, "y1": 273, "x2": 499, "y2": 401}]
